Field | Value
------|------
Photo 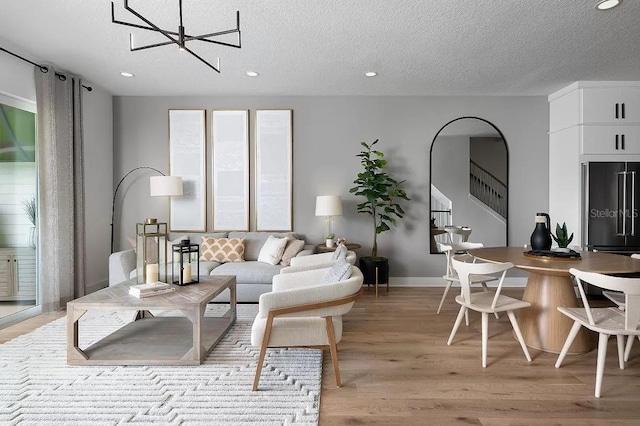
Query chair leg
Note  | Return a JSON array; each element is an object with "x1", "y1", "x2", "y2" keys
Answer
[
  {"x1": 437, "y1": 280, "x2": 453, "y2": 314},
  {"x1": 465, "y1": 309, "x2": 470, "y2": 326},
  {"x1": 624, "y1": 335, "x2": 637, "y2": 362},
  {"x1": 481, "y1": 312, "x2": 489, "y2": 368},
  {"x1": 617, "y1": 335, "x2": 625, "y2": 369},
  {"x1": 555, "y1": 321, "x2": 582, "y2": 368},
  {"x1": 325, "y1": 316, "x2": 341, "y2": 387},
  {"x1": 253, "y1": 314, "x2": 275, "y2": 391},
  {"x1": 447, "y1": 305, "x2": 467, "y2": 345},
  {"x1": 595, "y1": 333, "x2": 609, "y2": 398},
  {"x1": 507, "y1": 310, "x2": 531, "y2": 362}
]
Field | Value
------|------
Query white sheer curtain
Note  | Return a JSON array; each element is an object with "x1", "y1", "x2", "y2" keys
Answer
[{"x1": 35, "y1": 66, "x2": 86, "y2": 312}]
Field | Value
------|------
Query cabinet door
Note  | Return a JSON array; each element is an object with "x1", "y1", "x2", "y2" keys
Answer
[
  {"x1": 0, "y1": 255, "x2": 12, "y2": 297},
  {"x1": 14, "y1": 251, "x2": 36, "y2": 299},
  {"x1": 581, "y1": 126, "x2": 640, "y2": 155},
  {"x1": 582, "y1": 88, "x2": 623, "y2": 124},
  {"x1": 621, "y1": 88, "x2": 640, "y2": 123}
]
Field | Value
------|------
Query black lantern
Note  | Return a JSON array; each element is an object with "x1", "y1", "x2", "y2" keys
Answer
[{"x1": 172, "y1": 238, "x2": 200, "y2": 285}]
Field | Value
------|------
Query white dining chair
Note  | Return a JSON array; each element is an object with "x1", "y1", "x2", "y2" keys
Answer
[
  {"x1": 447, "y1": 255, "x2": 532, "y2": 368},
  {"x1": 436, "y1": 242, "x2": 498, "y2": 326},
  {"x1": 555, "y1": 268, "x2": 640, "y2": 397},
  {"x1": 445, "y1": 226, "x2": 472, "y2": 244}
]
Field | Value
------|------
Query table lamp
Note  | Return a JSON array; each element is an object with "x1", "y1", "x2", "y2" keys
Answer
[{"x1": 315, "y1": 195, "x2": 343, "y2": 246}]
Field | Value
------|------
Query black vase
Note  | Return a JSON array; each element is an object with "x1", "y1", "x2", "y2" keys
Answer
[
  {"x1": 359, "y1": 257, "x2": 389, "y2": 285},
  {"x1": 530, "y1": 223, "x2": 552, "y2": 250}
]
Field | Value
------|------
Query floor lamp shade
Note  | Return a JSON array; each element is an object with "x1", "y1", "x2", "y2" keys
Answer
[{"x1": 150, "y1": 176, "x2": 183, "y2": 197}]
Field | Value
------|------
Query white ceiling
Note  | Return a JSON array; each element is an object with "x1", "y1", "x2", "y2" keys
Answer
[{"x1": 1, "y1": 0, "x2": 639, "y2": 96}]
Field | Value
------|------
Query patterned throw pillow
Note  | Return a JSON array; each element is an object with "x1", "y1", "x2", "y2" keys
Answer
[
  {"x1": 323, "y1": 258, "x2": 352, "y2": 283},
  {"x1": 257, "y1": 235, "x2": 289, "y2": 265},
  {"x1": 280, "y1": 238, "x2": 306, "y2": 266},
  {"x1": 331, "y1": 243, "x2": 347, "y2": 261},
  {"x1": 200, "y1": 237, "x2": 246, "y2": 262}
]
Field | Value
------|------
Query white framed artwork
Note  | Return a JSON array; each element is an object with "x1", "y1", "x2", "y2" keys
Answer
[
  {"x1": 168, "y1": 109, "x2": 206, "y2": 232},
  {"x1": 255, "y1": 109, "x2": 293, "y2": 231},
  {"x1": 211, "y1": 110, "x2": 250, "y2": 231}
]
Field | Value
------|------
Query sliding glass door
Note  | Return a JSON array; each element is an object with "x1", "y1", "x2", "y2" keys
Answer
[{"x1": 0, "y1": 94, "x2": 39, "y2": 326}]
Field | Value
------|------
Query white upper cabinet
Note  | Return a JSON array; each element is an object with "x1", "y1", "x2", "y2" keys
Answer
[
  {"x1": 549, "y1": 82, "x2": 640, "y2": 133},
  {"x1": 581, "y1": 87, "x2": 640, "y2": 124}
]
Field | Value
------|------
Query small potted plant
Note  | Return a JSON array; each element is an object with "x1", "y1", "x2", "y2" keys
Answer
[
  {"x1": 552, "y1": 222, "x2": 574, "y2": 252},
  {"x1": 326, "y1": 233, "x2": 335, "y2": 248}
]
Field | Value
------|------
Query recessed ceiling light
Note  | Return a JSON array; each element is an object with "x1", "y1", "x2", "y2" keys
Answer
[
  {"x1": 120, "y1": 72, "x2": 134, "y2": 77},
  {"x1": 596, "y1": 0, "x2": 621, "y2": 10},
  {"x1": 364, "y1": 71, "x2": 378, "y2": 77},
  {"x1": 246, "y1": 71, "x2": 259, "y2": 77}
]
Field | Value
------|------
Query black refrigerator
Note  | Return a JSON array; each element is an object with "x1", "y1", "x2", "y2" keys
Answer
[{"x1": 586, "y1": 162, "x2": 640, "y2": 253}]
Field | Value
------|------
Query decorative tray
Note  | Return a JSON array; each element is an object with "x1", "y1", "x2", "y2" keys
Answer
[{"x1": 524, "y1": 249, "x2": 582, "y2": 261}]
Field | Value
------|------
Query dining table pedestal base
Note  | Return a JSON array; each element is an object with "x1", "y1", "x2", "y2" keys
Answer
[{"x1": 519, "y1": 271, "x2": 596, "y2": 354}]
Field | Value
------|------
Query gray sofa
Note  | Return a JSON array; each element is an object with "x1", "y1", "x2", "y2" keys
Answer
[{"x1": 109, "y1": 231, "x2": 314, "y2": 302}]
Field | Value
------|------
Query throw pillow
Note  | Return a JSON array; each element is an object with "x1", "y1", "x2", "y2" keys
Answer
[
  {"x1": 257, "y1": 235, "x2": 289, "y2": 265},
  {"x1": 200, "y1": 237, "x2": 246, "y2": 262},
  {"x1": 331, "y1": 243, "x2": 347, "y2": 261},
  {"x1": 323, "y1": 258, "x2": 352, "y2": 283},
  {"x1": 280, "y1": 238, "x2": 306, "y2": 266}
]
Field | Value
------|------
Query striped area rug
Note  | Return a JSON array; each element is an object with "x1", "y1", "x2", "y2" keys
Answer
[{"x1": 0, "y1": 305, "x2": 321, "y2": 425}]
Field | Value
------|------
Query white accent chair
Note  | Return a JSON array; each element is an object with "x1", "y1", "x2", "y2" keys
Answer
[
  {"x1": 555, "y1": 268, "x2": 640, "y2": 398},
  {"x1": 436, "y1": 242, "x2": 498, "y2": 326},
  {"x1": 251, "y1": 265, "x2": 363, "y2": 391},
  {"x1": 447, "y1": 254, "x2": 532, "y2": 368}
]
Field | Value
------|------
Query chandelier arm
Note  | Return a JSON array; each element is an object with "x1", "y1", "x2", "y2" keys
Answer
[
  {"x1": 182, "y1": 46, "x2": 221, "y2": 73},
  {"x1": 184, "y1": 28, "x2": 239, "y2": 41},
  {"x1": 195, "y1": 39, "x2": 241, "y2": 49},
  {"x1": 112, "y1": 2, "x2": 181, "y2": 36},
  {"x1": 123, "y1": 0, "x2": 180, "y2": 46},
  {"x1": 130, "y1": 40, "x2": 177, "y2": 52}
]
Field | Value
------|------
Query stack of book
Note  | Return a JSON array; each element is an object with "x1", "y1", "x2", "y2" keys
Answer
[{"x1": 129, "y1": 282, "x2": 176, "y2": 298}]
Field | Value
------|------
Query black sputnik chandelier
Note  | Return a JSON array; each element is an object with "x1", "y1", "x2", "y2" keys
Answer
[{"x1": 111, "y1": 0, "x2": 241, "y2": 73}]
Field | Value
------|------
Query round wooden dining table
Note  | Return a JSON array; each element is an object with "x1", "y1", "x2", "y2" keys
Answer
[{"x1": 468, "y1": 247, "x2": 640, "y2": 354}]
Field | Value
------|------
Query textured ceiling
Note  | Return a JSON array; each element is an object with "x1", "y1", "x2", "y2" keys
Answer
[{"x1": 1, "y1": 0, "x2": 639, "y2": 96}]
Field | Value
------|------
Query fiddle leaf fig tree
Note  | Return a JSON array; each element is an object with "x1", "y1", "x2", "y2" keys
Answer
[{"x1": 349, "y1": 139, "x2": 410, "y2": 259}]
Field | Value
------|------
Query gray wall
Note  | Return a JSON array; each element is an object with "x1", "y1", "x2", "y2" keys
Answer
[
  {"x1": 0, "y1": 51, "x2": 113, "y2": 293},
  {"x1": 470, "y1": 137, "x2": 508, "y2": 184},
  {"x1": 113, "y1": 95, "x2": 548, "y2": 283}
]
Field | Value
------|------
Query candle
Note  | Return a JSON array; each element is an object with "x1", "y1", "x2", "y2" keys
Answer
[
  {"x1": 182, "y1": 263, "x2": 192, "y2": 284},
  {"x1": 146, "y1": 263, "x2": 159, "y2": 283}
]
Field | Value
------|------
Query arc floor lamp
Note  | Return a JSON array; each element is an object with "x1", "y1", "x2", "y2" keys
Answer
[{"x1": 111, "y1": 166, "x2": 183, "y2": 253}]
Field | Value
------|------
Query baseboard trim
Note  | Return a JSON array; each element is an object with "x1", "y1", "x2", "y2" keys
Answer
[
  {"x1": 384, "y1": 277, "x2": 528, "y2": 287},
  {"x1": 86, "y1": 279, "x2": 108, "y2": 295}
]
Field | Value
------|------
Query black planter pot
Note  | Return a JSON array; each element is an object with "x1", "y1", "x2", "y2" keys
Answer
[{"x1": 359, "y1": 257, "x2": 389, "y2": 286}]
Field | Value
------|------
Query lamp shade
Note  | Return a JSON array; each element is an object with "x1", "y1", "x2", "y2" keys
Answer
[
  {"x1": 150, "y1": 176, "x2": 183, "y2": 197},
  {"x1": 315, "y1": 195, "x2": 343, "y2": 216}
]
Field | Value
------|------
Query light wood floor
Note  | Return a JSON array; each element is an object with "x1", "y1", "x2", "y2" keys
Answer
[
  {"x1": 319, "y1": 287, "x2": 640, "y2": 425},
  {"x1": 2, "y1": 287, "x2": 639, "y2": 425}
]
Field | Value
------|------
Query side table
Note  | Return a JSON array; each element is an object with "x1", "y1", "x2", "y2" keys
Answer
[{"x1": 316, "y1": 243, "x2": 361, "y2": 253}]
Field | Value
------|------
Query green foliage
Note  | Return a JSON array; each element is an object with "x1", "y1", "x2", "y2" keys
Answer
[
  {"x1": 349, "y1": 139, "x2": 410, "y2": 258},
  {"x1": 326, "y1": 233, "x2": 335, "y2": 240},
  {"x1": 552, "y1": 222, "x2": 573, "y2": 248},
  {"x1": 22, "y1": 196, "x2": 36, "y2": 226}
]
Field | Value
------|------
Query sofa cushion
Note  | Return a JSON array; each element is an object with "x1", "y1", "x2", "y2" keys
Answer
[
  {"x1": 211, "y1": 260, "x2": 283, "y2": 284},
  {"x1": 199, "y1": 261, "x2": 223, "y2": 275},
  {"x1": 280, "y1": 238, "x2": 306, "y2": 266},
  {"x1": 200, "y1": 237, "x2": 246, "y2": 262},
  {"x1": 257, "y1": 235, "x2": 288, "y2": 265},
  {"x1": 228, "y1": 232, "x2": 299, "y2": 261}
]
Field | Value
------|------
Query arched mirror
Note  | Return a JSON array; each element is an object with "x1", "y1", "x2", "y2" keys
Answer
[{"x1": 429, "y1": 117, "x2": 508, "y2": 254}]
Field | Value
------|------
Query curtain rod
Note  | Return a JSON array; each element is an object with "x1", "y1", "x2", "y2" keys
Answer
[{"x1": 0, "y1": 46, "x2": 93, "y2": 92}]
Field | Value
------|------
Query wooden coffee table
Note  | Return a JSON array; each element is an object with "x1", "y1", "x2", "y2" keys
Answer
[{"x1": 67, "y1": 275, "x2": 236, "y2": 366}]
